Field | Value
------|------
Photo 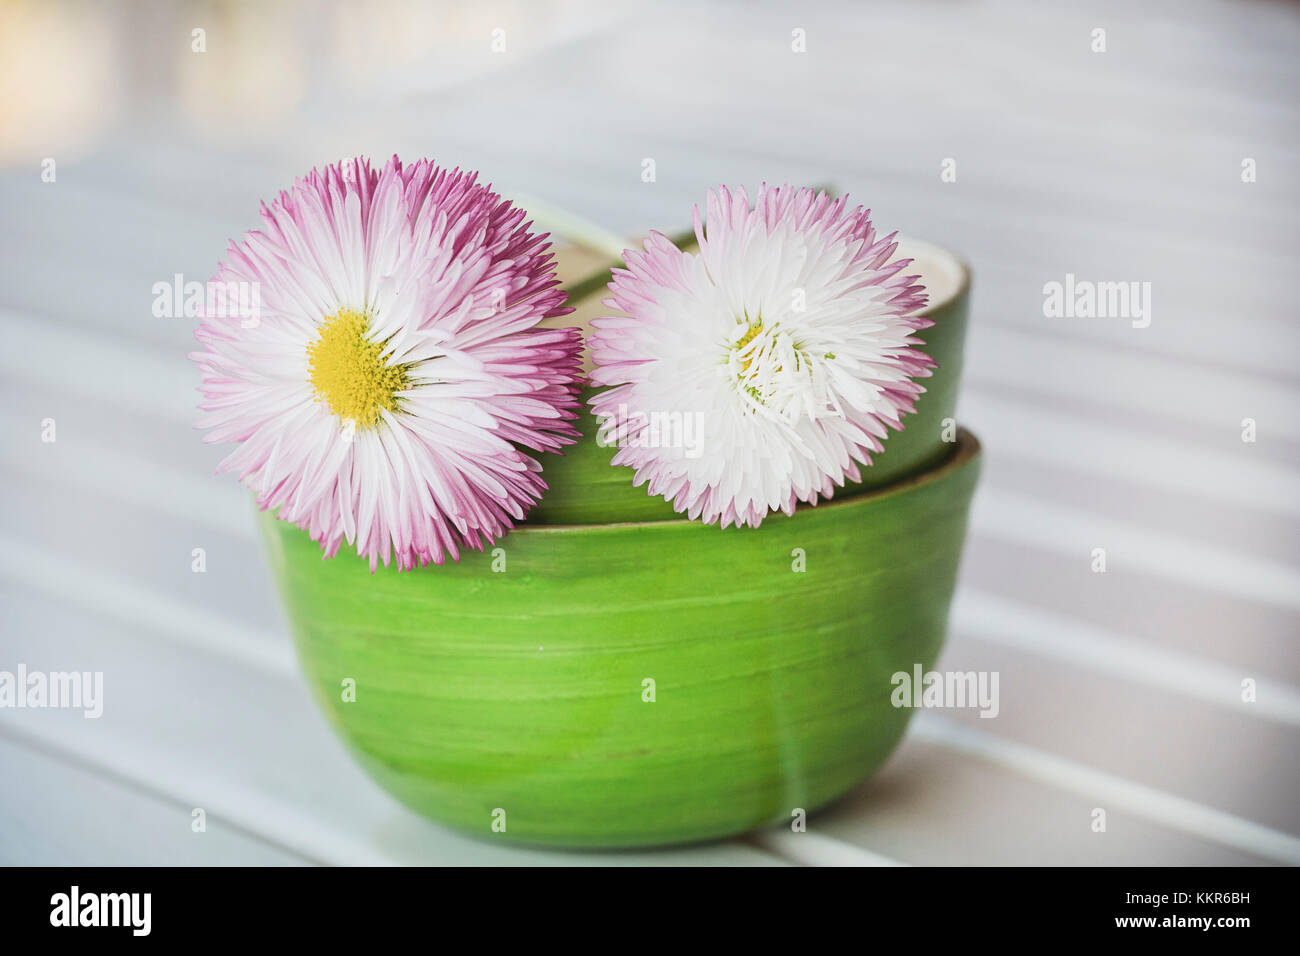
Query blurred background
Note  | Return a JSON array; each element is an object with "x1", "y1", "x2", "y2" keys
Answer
[{"x1": 1, "y1": 0, "x2": 1297, "y2": 865}]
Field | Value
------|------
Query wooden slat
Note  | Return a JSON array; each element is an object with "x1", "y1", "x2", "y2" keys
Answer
[
  {"x1": 808, "y1": 733, "x2": 1279, "y2": 867},
  {"x1": 913, "y1": 716, "x2": 1300, "y2": 865},
  {"x1": 0, "y1": 738, "x2": 308, "y2": 866}
]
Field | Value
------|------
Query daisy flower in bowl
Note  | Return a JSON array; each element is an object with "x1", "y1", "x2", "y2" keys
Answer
[
  {"x1": 588, "y1": 184, "x2": 933, "y2": 528},
  {"x1": 190, "y1": 156, "x2": 583, "y2": 570}
]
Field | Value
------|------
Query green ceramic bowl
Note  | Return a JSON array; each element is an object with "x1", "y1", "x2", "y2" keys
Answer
[{"x1": 260, "y1": 430, "x2": 981, "y2": 848}]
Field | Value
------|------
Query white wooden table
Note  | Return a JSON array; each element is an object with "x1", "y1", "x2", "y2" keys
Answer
[{"x1": 1, "y1": 0, "x2": 1297, "y2": 866}]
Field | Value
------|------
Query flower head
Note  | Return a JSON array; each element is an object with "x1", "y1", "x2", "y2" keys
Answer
[
  {"x1": 589, "y1": 184, "x2": 933, "y2": 528},
  {"x1": 190, "y1": 156, "x2": 582, "y2": 570}
]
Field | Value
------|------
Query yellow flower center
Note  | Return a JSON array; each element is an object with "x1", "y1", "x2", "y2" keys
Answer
[
  {"x1": 734, "y1": 320, "x2": 764, "y2": 370},
  {"x1": 306, "y1": 309, "x2": 410, "y2": 429}
]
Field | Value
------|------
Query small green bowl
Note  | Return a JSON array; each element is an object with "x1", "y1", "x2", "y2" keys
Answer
[
  {"x1": 530, "y1": 237, "x2": 971, "y2": 524},
  {"x1": 260, "y1": 430, "x2": 981, "y2": 848}
]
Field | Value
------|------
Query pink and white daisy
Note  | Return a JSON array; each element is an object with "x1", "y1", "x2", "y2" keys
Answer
[
  {"x1": 588, "y1": 185, "x2": 933, "y2": 528},
  {"x1": 190, "y1": 156, "x2": 582, "y2": 570}
]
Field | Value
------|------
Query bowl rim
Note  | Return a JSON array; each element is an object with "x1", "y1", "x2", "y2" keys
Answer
[
  {"x1": 549, "y1": 235, "x2": 970, "y2": 340},
  {"x1": 519, "y1": 428, "x2": 981, "y2": 534},
  {"x1": 900, "y1": 236, "x2": 972, "y2": 317},
  {"x1": 555, "y1": 235, "x2": 971, "y2": 318}
]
